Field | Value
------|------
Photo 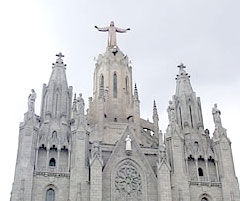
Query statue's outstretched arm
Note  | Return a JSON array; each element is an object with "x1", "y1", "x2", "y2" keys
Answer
[
  {"x1": 95, "y1": 26, "x2": 109, "y2": 32},
  {"x1": 116, "y1": 27, "x2": 130, "y2": 33}
]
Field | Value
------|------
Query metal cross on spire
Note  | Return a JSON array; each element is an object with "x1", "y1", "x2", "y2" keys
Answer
[
  {"x1": 56, "y1": 52, "x2": 64, "y2": 59},
  {"x1": 177, "y1": 63, "x2": 186, "y2": 71}
]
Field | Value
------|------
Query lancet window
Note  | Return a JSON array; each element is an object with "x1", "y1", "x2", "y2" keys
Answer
[
  {"x1": 46, "y1": 188, "x2": 55, "y2": 201},
  {"x1": 113, "y1": 72, "x2": 117, "y2": 98},
  {"x1": 198, "y1": 167, "x2": 204, "y2": 177}
]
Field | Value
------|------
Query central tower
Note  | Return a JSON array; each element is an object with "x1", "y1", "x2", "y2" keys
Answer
[{"x1": 88, "y1": 22, "x2": 139, "y2": 144}]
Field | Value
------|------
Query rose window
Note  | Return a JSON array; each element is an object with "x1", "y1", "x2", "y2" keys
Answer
[{"x1": 115, "y1": 160, "x2": 142, "y2": 201}]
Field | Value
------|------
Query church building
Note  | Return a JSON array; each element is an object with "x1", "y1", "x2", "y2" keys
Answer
[{"x1": 11, "y1": 22, "x2": 240, "y2": 201}]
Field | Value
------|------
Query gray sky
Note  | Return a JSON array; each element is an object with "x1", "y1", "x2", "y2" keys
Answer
[{"x1": 1, "y1": 0, "x2": 240, "y2": 199}]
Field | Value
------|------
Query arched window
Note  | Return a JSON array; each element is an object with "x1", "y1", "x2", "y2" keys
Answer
[
  {"x1": 201, "y1": 197, "x2": 208, "y2": 201},
  {"x1": 179, "y1": 107, "x2": 183, "y2": 129},
  {"x1": 113, "y1": 72, "x2": 117, "y2": 98},
  {"x1": 52, "y1": 131, "x2": 57, "y2": 138},
  {"x1": 46, "y1": 188, "x2": 55, "y2": 201},
  {"x1": 189, "y1": 105, "x2": 194, "y2": 128},
  {"x1": 194, "y1": 141, "x2": 199, "y2": 152},
  {"x1": 198, "y1": 167, "x2": 204, "y2": 176},
  {"x1": 49, "y1": 158, "x2": 56, "y2": 167}
]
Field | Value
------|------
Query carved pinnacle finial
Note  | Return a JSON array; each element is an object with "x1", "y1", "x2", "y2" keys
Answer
[
  {"x1": 153, "y1": 100, "x2": 157, "y2": 108},
  {"x1": 134, "y1": 83, "x2": 139, "y2": 100}
]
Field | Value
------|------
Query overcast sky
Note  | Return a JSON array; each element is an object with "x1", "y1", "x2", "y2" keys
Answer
[{"x1": 1, "y1": 0, "x2": 240, "y2": 200}]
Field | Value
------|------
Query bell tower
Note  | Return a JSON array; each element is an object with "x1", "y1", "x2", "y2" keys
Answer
[{"x1": 88, "y1": 22, "x2": 135, "y2": 143}]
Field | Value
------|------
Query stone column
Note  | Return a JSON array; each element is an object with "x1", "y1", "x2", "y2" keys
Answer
[
  {"x1": 205, "y1": 158, "x2": 210, "y2": 182},
  {"x1": 35, "y1": 147, "x2": 39, "y2": 169},
  {"x1": 195, "y1": 158, "x2": 199, "y2": 182},
  {"x1": 185, "y1": 158, "x2": 189, "y2": 176},
  {"x1": 68, "y1": 149, "x2": 71, "y2": 172},
  {"x1": 57, "y1": 147, "x2": 60, "y2": 172},
  {"x1": 46, "y1": 147, "x2": 49, "y2": 170},
  {"x1": 215, "y1": 160, "x2": 220, "y2": 182}
]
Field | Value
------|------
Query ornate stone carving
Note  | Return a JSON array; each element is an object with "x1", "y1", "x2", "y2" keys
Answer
[
  {"x1": 91, "y1": 141, "x2": 102, "y2": 159},
  {"x1": 115, "y1": 160, "x2": 142, "y2": 201},
  {"x1": 76, "y1": 93, "x2": 85, "y2": 115},
  {"x1": 167, "y1": 100, "x2": 176, "y2": 123}
]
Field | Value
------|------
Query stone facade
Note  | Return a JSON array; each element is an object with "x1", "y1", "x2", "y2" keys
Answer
[{"x1": 10, "y1": 42, "x2": 240, "y2": 201}]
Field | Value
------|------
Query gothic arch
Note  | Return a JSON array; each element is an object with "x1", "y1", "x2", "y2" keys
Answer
[
  {"x1": 46, "y1": 188, "x2": 55, "y2": 201},
  {"x1": 199, "y1": 193, "x2": 212, "y2": 201},
  {"x1": 111, "y1": 159, "x2": 147, "y2": 201},
  {"x1": 43, "y1": 184, "x2": 57, "y2": 201}
]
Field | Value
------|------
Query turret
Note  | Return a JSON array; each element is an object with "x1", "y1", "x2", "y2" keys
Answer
[
  {"x1": 212, "y1": 104, "x2": 240, "y2": 200},
  {"x1": 11, "y1": 90, "x2": 39, "y2": 201},
  {"x1": 173, "y1": 63, "x2": 204, "y2": 132},
  {"x1": 40, "y1": 53, "x2": 72, "y2": 123},
  {"x1": 69, "y1": 93, "x2": 90, "y2": 201},
  {"x1": 90, "y1": 47, "x2": 133, "y2": 123},
  {"x1": 34, "y1": 53, "x2": 72, "y2": 186}
]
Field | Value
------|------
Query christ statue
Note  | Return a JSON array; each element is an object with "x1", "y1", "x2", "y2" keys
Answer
[{"x1": 95, "y1": 21, "x2": 130, "y2": 47}]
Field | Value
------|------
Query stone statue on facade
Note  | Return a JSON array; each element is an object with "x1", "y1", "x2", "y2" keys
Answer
[
  {"x1": 95, "y1": 21, "x2": 130, "y2": 47},
  {"x1": 212, "y1": 103, "x2": 222, "y2": 128},
  {"x1": 91, "y1": 141, "x2": 102, "y2": 159},
  {"x1": 167, "y1": 100, "x2": 176, "y2": 123},
  {"x1": 125, "y1": 135, "x2": 132, "y2": 155},
  {"x1": 28, "y1": 89, "x2": 36, "y2": 113},
  {"x1": 76, "y1": 93, "x2": 84, "y2": 115}
]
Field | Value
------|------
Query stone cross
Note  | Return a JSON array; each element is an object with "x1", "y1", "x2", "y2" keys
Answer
[
  {"x1": 95, "y1": 21, "x2": 130, "y2": 47},
  {"x1": 177, "y1": 63, "x2": 186, "y2": 71},
  {"x1": 56, "y1": 52, "x2": 64, "y2": 59}
]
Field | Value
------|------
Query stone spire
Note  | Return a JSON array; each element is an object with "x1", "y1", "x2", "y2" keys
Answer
[
  {"x1": 48, "y1": 52, "x2": 68, "y2": 87},
  {"x1": 40, "y1": 53, "x2": 72, "y2": 122},
  {"x1": 153, "y1": 100, "x2": 159, "y2": 135},
  {"x1": 153, "y1": 100, "x2": 157, "y2": 115},
  {"x1": 173, "y1": 63, "x2": 204, "y2": 131},
  {"x1": 175, "y1": 63, "x2": 193, "y2": 96}
]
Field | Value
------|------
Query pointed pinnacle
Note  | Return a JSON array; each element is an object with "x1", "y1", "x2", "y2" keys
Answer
[
  {"x1": 153, "y1": 100, "x2": 157, "y2": 108},
  {"x1": 134, "y1": 83, "x2": 139, "y2": 100}
]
